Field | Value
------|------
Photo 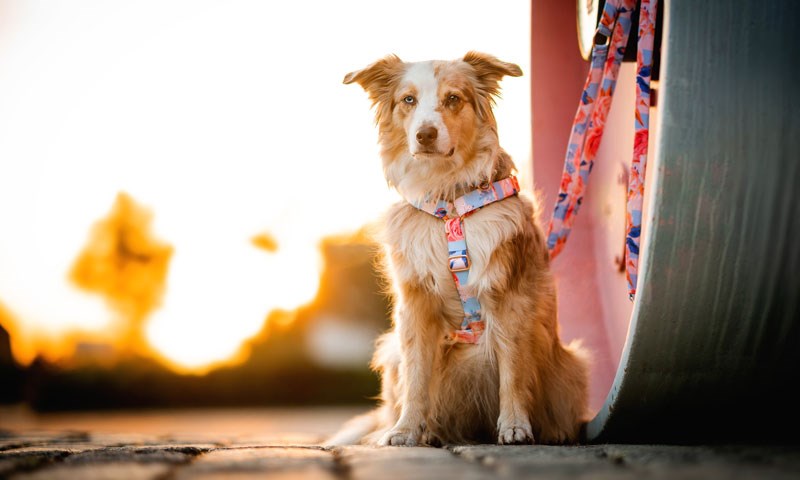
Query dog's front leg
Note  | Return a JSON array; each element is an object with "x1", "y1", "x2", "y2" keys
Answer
[
  {"x1": 493, "y1": 312, "x2": 536, "y2": 445},
  {"x1": 379, "y1": 293, "x2": 440, "y2": 447},
  {"x1": 496, "y1": 357, "x2": 535, "y2": 444}
]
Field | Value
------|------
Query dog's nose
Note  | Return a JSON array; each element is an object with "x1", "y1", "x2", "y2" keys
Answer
[{"x1": 416, "y1": 126, "x2": 438, "y2": 147}]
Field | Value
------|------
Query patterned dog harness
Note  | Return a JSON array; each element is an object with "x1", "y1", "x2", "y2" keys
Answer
[
  {"x1": 413, "y1": 176, "x2": 520, "y2": 344},
  {"x1": 545, "y1": 0, "x2": 658, "y2": 300}
]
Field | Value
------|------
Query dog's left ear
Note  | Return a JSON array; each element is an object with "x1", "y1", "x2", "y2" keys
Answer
[{"x1": 463, "y1": 52, "x2": 523, "y2": 119}]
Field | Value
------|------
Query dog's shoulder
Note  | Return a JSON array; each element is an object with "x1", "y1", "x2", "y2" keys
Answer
[
  {"x1": 381, "y1": 202, "x2": 441, "y2": 241},
  {"x1": 465, "y1": 193, "x2": 540, "y2": 242},
  {"x1": 379, "y1": 202, "x2": 450, "y2": 286}
]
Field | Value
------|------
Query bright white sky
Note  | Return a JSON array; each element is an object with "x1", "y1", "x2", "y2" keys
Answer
[{"x1": 0, "y1": 0, "x2": 531, "y2": 370}]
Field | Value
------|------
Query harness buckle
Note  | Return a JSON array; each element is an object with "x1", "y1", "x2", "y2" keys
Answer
[{"x1": 448, "y1": 253, "x2": 471, "y2": 272}]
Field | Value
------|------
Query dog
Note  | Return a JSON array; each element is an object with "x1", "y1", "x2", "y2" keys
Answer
[{"x1": 327, "y1": 52, "x2": 588, "y2": 446}]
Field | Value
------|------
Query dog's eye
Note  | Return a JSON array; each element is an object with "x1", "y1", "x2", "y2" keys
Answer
[
  {"x1": 403, "y1": 95, "x2": 416, "y2": 105},
  {"x1": 446, "y1": 94, "x2": 461, "y2": 108}
]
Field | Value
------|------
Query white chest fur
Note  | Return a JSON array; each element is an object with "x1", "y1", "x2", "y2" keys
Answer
[{"x1": 382, "y1": 195, "x2": 532, "y2": 312}]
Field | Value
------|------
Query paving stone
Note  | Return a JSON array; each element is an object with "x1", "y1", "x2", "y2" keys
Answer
[
  {"x1": 8, "y1": 462, "x2": 171, "y2": 480},
  {"x1": 451, "y1": 445, "x2": 623, "y2": 478},
  {"x1": 0, "y1": 450, "x2": 72, "y2": 477},
  {"x1": 221, "y1": 433, "x2": 325, "y2": 447},
  {"x1": 0, "y1": 441, "x2": 28, "y2": 453},
  {"x1": 150, "y1": 433, "x2": 233, "y2": 447},
  {"x1": 451, "y1": 444, "x2": 800, "y2": 479},
  {"x1": 585, "y1": 445, "x2": 800, "y2": 480},
  {"x1": 338, "y1": 445, "x2": 494, "y2": 480},
  {"x1": 0, "y1": 441, "x2": 36, "y2": 453},
  {"x1": 0, "y1": 432, "x2": 91, "y2": 452},
  {"x1": 172, "y1": 447, "x2": 338, "y2": 480},
  {"x1": 2, "y1": 444, "x2": 105, "y2": 455},
  {"x1": 2, "y1": 421, "x2": 800, "y2": 480},
  {"x1": 62, "y1": 445, "x2": 207, "y2": 465},
  {"x1": 172, "y1": 469, "x2": 337, "y2": 480},
  {"x1": 705, "y1": 445, "x2": 800, "y2": 469},
  {"x1": 87, "y1": 433, "x2": 177, "y2": 447}
]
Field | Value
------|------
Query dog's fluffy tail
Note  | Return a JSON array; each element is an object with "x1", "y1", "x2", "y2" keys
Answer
[{"x1": 323, "y1": 409, "x2": 380, "y2": 447}]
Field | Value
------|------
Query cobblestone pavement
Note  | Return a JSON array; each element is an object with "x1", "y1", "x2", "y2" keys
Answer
[{"x1": 1, "y1": 408, "x2": 799, "y2": 479}]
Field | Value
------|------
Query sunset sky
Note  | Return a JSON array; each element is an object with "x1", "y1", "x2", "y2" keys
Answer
[{"x1": 0, "y1": 0, "x2": 531, "y2": 371}]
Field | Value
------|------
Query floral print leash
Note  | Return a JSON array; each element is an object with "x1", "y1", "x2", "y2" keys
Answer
[
  {"x1": 545, "y1": 0, "x2": 658, "y2": 300},
  {"x1": 414, "y1": 176, "x2": 521, "y2": 344}
]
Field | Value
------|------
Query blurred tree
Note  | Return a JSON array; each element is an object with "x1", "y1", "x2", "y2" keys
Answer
[
  {"x1": 22, "y1": 227, "x2": 390, "y2": 410},
  {"x1": 69, "y1": 192, "x2": 173, "y2": 355}
]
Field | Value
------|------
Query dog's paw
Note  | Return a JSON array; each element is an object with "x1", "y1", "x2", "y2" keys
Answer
[
  {"x1": 498, "y1": 424, "x2": 535, "y2": 445},
  {"x1": 420, "y1": 430, "x2": 442, "y2": 447},
  {"x1": 378, "y1": 429, "x2": 419, "y2": 447}
]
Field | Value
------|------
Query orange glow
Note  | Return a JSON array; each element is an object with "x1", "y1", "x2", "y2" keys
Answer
[
  {"x1": 0, "y1": 1, "x2": 531, "y2": 374},
  {"x1": 251, "y1": 232, "x2": 279, "y2": 253}
]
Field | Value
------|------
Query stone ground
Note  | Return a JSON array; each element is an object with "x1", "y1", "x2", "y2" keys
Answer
[{"x1": 1, "y1": 407, "x2": 799, "y2": 479}]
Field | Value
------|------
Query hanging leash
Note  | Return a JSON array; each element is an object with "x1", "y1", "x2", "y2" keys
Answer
[
  {"x1": 545, "y1": 0, "x2": 658, "y2": 300},
  {"x1": 413, "y1": 176, "x2": 521, "y2": 344}
]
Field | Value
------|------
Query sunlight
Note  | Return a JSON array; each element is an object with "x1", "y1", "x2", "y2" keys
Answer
[{"x1": 0, "y1": 0, "x2": 531, "y2": 372}]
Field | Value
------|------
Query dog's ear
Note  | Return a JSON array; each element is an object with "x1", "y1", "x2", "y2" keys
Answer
[
  {"x1": 343, "y1": 55, "x2": 404, "y2": 98},
  {"x1": 344, "y1": 55, "x2": 404, "y2": 125},
  {"x1": 462, "y1": 51, "x2": 522, "y2": 120},
  {"x1": 462, "y1": 51, "x2": 523, "y2": 84}
]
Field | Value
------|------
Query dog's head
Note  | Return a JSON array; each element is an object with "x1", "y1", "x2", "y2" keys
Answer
[{"x1": 344, "y1": 52, "x2": 522, "y2": 200}]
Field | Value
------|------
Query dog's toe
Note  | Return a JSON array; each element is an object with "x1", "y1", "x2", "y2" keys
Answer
[
  {"x1": 498, "y1": 425, "x2": 535, "y2": 445},
  {"x1": 379, "y1": 430, "x2": 418, "y2": 447}
]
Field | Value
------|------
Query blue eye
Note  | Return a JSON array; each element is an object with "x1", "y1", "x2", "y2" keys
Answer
[{"x1": 403, "y1": 95, "x2": 416, "y2": 105}]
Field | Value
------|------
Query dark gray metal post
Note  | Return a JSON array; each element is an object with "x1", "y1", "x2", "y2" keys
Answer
[{"x1": 588, "y1": 0, "x2": 800, "y2": 443}]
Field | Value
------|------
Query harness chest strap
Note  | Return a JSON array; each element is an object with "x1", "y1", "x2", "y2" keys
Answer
[{"x1": 413, "y1": 176, "x2": 520, "y2": 344}]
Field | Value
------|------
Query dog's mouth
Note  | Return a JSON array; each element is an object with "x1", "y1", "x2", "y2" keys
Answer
[{"x1": 413, "y1": 148, "x2": 456, "y2": 159}]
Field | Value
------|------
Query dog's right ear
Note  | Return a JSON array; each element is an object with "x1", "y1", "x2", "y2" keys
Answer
[
  {"x1": 344, "y1": 55, "x2": 404, "y2": 125},
  {"x1": 343, "y1": 54, "x2": 402, "y2": 88},
  {"x1": 343, "y1": 55, "x2": 403, "y2": 100}
]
